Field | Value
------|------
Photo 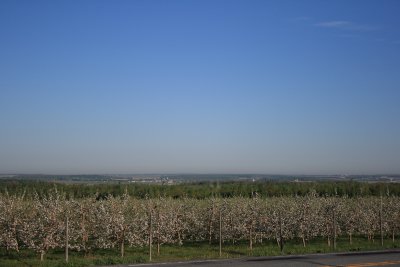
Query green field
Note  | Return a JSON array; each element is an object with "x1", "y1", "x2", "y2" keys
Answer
[
  {"x1": 1, "y1": 237, "x2": 399, "y2": 267},
  {"x1": 2, "y1": 180, "x2": 400, "y2": 199}
]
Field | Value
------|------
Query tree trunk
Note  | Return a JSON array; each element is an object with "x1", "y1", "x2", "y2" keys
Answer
[
  {"x1": 82, "y1": 238, "x2": 88, "y2": 257},
  {"x1": 12, "y1": 223, "x2": 19, "y2": 253},
  {"x1": 302, "y1": 236, "x2": 306, "y2": 247},
  {"x1": 178, "y1": 230, "x2": 182, "y2": 246},
  {"x1": 121, "y1": 239, "x2": 124, "y2": 258},
  {"x1": 40, "y1": 250, "x2": 45, "y2": 261},
  {"x1": 393, "y1": 229, "x2": 395, "y2": 243},
  {"x1": 249, "y1": 227, "x2": 253, "y2": 251},
  {"x1": 327, "y1": 224, "x2": 331, "y2": 246},
  {"x1": 120, "y1": 228, "x2": 125, "y2": 258},
  {"x1": 349, "y1": 233, "x2": 352, "y2": 245}
]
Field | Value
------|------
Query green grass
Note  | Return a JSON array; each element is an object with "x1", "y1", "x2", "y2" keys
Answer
[{"x1": 1, "y1": 237, "x2": 399, "y2": 267}]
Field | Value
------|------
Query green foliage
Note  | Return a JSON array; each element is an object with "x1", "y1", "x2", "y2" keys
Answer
[{"x1": 1, "y1": 180, "x2": 399, "y2": 200}]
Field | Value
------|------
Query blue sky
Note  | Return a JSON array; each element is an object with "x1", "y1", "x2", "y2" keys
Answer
[{"x1": 1, "y1": 0, "x2": 399, "y2": 174}]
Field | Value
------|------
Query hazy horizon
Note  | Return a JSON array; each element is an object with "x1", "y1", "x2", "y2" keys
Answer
[
  {"x1": 1, "y1": 1, "x2": 400, "y2": 175},
  {"x1": 2, "y1": 172, "x2": 400, "y2": 178}
]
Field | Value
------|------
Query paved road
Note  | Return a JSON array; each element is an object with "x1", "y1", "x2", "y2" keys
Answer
[{"x1": 104, "y1": 250, "x2": 400, "y2": 267}]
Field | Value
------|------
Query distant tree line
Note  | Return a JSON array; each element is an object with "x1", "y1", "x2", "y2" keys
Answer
[{"x1": 0, "y1": 180, "x2": 399, "y2": 199}]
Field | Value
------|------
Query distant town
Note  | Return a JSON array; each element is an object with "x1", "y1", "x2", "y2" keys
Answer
[{"x1": 1, "y1": 173, "x2": 399, "y2": 184}]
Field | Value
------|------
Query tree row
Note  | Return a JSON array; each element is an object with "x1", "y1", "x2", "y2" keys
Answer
[{"x1": 1, "y1": 191, "x2": 399, "y2": 262}]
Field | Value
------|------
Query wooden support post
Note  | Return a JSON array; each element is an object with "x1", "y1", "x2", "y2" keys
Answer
[
  {"x1": 149, "y1": 209, "x2": 153, "y2": 262},
  {"x1": 219, "y1": 206, "x2": 222, "y2": 257},
  {"x1": 65, "y1": 215, "x2": 69, "y2": 263}
]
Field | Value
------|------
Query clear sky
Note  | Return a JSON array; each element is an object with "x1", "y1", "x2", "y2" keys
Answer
[{"x1": 1, "y1": 0, "x2": 399, "y2": 175}]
